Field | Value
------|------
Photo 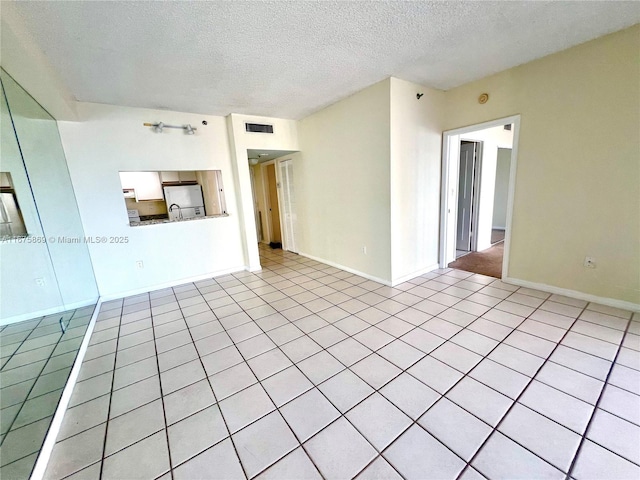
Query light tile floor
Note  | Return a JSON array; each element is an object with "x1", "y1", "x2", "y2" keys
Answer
[
  {"x1": 44, "y1": 246, "x2": 639, "y2": 479},
  {"x1": 0, "y1": 305, "x2": 95, "y2": 479}
]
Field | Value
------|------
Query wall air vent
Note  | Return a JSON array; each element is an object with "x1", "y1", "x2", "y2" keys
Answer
[{"x1": 245, "y1": 123, "x2": 274, "y2": 134}]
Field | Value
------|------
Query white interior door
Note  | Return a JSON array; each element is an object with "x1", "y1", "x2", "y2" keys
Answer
[{"x1": 277, "y1": 159, "x2": 297, "y2": 253}]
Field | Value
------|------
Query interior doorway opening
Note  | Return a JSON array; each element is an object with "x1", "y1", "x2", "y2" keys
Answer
[
  {"x1": 247, "y1": 149, "x2": 299, "y2": 253},
  {"x1": 440, "y1": 116, "x2": 520, "y2": 278}
]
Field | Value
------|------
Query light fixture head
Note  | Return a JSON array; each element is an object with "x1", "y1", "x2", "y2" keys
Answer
[
  {"x1": 185, "y1": 124, "x2": 195, "y2": 135},
  {"x1": 154, "y1": 122, "x2": 164, "y2": 133},
  {"x1": 249, "y1": 158, "x2": 259, "y2": 166}
]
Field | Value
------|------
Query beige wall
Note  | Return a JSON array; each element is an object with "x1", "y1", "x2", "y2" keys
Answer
[
  {"x1": 444, "y1": 25, "x2": 640, "y2": 304},
  {"x1": 296, "y1": 79, "x2": 392, "y2": 281},
  {"x1": 390, "y1": 78, "x2": 445, "y2": 282}
]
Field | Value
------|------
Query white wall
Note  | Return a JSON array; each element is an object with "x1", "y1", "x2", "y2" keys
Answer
[
  {"x1": 296, "y1": 79, "x2": 392, "y2": 282},
  {"x1": 460, "y1": 125, "x2": 513, "y2": 251},
  {"x1": 389, "y1": 78, "x2": 445, "y2": 283},
  {"x1": 58, "y1": 103, "x2": 246, "y2": 298},
  {"x1": 492, "y1": 148, "x2": 511, "y2": 229},
  {"x1": 227, "y1": 114, "x2": 299, "y2": 271}
]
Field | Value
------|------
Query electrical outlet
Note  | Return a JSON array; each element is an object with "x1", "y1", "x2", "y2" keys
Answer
[
  {"x1": 136, "y1": 260, "x2": 144, "y2": 269},
  {"x1": 362, "y1": 246, "x2": 367, "y2": 255},
  {"x1": 584, "y1": 256, "x2": 596, "y2": 269},
  {"x1": 35, "y1": 278, "x2": 46, "y2": 287}
]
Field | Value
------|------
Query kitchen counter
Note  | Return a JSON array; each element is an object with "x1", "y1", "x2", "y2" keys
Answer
[{"x1": 129, "y1": 213, "x2": 228, "y2": 227}]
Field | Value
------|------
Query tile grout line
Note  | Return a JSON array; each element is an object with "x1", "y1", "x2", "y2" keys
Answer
[
  {"x1": 0, "y1": 312, "x2": 84, "y2": 466},
  {"x1": 231, "y1": 251, "x2": 634, "y2": 476},
  {"x1": 564, "y1": 316, "x2": 635, "y2": 478},
  {"x1": 192, "y1": 278, "x2": 329, "y2": 480},
  {"x1": 212, "y1": 264, "x2": 496, "y2": 479},
  {"x1": 28, "y1": 306, "x2": 100, "y2": 480},
  {"x1": 351, "y1": 298, "x2": 539, "y2": 479},
  {"x1": 148, "y1": 293, "x2": 176, "y2": 480},
  {"x1": 0, "y1": 315, "x2": 48, "y2": 375},
  {"x1": 65, "y1": 292, "x2": 634, "y2": 408},
  {"x1": 456, "y1": 302, "x2": 593, "y2": 479},
  {"x1": 201, "y1": 266, "x2": 403, "y2": 479},
  {"x1": 171, "y1": 284, "x2": 252, "y2": 480},
  {"x1": 96, "y1": 301, "x2": 124, "y2": 480}
]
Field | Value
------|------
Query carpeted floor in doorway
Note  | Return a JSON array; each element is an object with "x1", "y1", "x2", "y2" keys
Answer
[{"x1": 448, "y1": 241, "x2": 504, "y2": 278}]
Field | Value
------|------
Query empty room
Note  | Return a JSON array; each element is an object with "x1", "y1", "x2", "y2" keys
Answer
[{"x1": 0, "y1": 1, "x2": 639, "y2": 479}]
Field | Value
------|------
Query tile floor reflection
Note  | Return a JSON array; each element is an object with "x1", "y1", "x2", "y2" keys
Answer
[{"x1": 0, "y1": 305, "x2": 95, "y2": 479}]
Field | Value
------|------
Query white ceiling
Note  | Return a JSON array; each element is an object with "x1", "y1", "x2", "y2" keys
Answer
[{"x1": 6, "y1": 1, "x2": 640, "y2": 119}]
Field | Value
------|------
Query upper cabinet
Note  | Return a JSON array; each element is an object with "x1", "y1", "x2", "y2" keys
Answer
[
  {"x1": 119, "y1": 171, "x2": 163, "y2": 200},
  {"x1": 159, "y1": 171, "x2": 197, "y2": 183}
]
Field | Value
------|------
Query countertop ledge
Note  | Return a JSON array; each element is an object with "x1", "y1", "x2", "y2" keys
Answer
[{"x1": 129, "y1": 214, "x2": 229, "y2": 227}]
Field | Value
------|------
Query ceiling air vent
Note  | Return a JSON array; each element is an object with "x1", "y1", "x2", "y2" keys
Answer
[{"x1": 245, "y1": 123, "x2": 274, "y2": 134}]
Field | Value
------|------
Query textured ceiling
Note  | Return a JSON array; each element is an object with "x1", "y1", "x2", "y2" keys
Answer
[{"x1": 6, "y1": 1, "x2": 640, "y2": 119}]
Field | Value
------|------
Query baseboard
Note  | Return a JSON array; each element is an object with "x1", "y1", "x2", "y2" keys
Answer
[
  {"x1": 297, "y1": 251, "x2": 392, "y2": 286},
  {"x1": 502, "y1": 276, "x2": 640, "y2": 313},
  {"x1": 247, "y1": 264, "x2": 263, "y2": 273},
  {"x1": 30, "y1": 298, "x2": 103, "y2": 480},
  {"x1": 0, "y1": 298, "x2": 99, "y2": 327},
  {"x1": 492, "y1": 227, "x2": 506, "y2": 231},
  {"x1": 99, "y1": 265, "x2": 247, "y2": 301},
  {"x1": 391, "y1": 263, "x2": 440, "y2": 287}
]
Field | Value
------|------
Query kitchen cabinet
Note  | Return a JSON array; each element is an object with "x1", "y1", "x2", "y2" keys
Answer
[
  {"x1": 159, "y1": 171, "x2": 197, "y2": 183},
  {"x1": 119, "y1": 172, "x2": 163, "y2": 200}
]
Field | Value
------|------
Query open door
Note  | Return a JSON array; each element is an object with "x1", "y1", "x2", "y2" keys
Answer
[
  {"x1": 265, "y1": 163, "x2": 282, "y2": 245},
  {"x1": 456, "y1": 141, "x2": 476, "y2": 253}
]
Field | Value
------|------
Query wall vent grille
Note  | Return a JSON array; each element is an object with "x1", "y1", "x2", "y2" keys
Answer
[{"x1": 245, "y1": 123, "x2": 274, "y2": 134}]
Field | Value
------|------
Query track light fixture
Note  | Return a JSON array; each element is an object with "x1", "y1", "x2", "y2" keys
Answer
[{"x1": 143, "y1": 122, "x2": 197, "y2": 135}]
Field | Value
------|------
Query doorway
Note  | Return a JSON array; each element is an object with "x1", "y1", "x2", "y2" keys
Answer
[
  {"x1": 247, "y1": 149, "x2": 298, "y2": 253},
  {"x1": 265, "y1": 163, "x2": 282, "y2": 247},
  {"x1": 440, "y1": 116, "x2": 520, "y2": 278}
]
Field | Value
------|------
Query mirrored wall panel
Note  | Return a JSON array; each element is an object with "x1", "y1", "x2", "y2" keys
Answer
[
  {"x1": 0, "y1": 70, "x2": 99, "y2": 478},
  {"x1": 0, "y1": 70, "x2": 98, "y2": 321}
]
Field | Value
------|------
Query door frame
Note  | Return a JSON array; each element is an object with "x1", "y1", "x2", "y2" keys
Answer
[
  {"x1": 260, "y1": 160, "x2": 280, "y2": 244},
  {"x1": 248, "y1": 167, "x2": 262, "y2": 242},
  {"x1": 439, "y1": 115, "x2": 521, "y2": 279}
]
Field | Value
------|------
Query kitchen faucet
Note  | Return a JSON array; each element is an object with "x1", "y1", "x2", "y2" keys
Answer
[{"x1": 169, "y1": 203, "x2": 183, "y2": 220}]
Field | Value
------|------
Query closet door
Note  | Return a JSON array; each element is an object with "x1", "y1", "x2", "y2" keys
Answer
[{"x1": 277, "y1": 159, "x2": 297, "y2": 253}]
